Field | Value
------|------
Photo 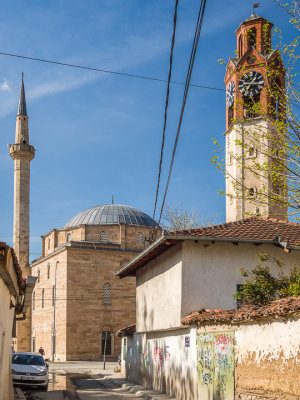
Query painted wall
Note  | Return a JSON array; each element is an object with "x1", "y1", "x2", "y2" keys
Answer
[
  {"x1": 122, "y1": 327, "x2": 197, "y2": 400},
  {"x1": 181, "y1": 241, "x2": 299, "y2": 318},
  {"x1": 197, "y1": 315, "x2": 300, "y2": 399},
  {"x1": 136, "y1": 243, "x2": 183, "y2": 332}
]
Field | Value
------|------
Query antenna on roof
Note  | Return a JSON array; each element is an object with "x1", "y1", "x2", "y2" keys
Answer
[{"x1": 112, "y1": 195, "x2": 114, "y2": 204}]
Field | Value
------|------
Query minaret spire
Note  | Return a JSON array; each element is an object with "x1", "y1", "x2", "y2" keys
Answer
[
  {"x1": 17, "y1": 72, "x2": 27, "y2": 116},
  {"x1": 9, "y1": 74, "x2": 35, "y2": 351}
]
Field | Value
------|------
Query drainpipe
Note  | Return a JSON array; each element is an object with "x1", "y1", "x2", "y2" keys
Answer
[
  {"x1": 52, "y1": 261, "x2": 59, "y2": 362},
  {"x1": 241, "y1": 123, "x2": 245, "y2": 219}
]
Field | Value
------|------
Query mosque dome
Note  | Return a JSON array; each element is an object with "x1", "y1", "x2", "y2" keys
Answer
[{"x1": 64, "y1": 204, "x2": 158, "y2": 228}]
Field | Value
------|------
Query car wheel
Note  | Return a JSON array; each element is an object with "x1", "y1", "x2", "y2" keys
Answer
[{"x1": 41, "y1": 385, "x2": 48, "y2": 391}]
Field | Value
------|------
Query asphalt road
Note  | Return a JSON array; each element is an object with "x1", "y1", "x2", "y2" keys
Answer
[{"x1": 20, "y1": 361, "x2": 145, "y2": 400}]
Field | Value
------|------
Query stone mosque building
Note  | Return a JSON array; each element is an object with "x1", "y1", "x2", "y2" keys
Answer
[{"x1": 10, "y1": 76, "x2": 161, "y2": 360}]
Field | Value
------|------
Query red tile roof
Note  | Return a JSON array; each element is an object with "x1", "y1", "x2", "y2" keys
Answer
[
  {"x1": 116, "y1": 323, "x2": 136, "y2": 337},
  {"x1": 182, "y1": 296, "x2": 300, "y2": 325},
  {"x1": 116, "y1": 217, "x2": 300, "y2": 278},
  {"x1": 168, "y1": 217, "x2": 300, "y2": 247}
]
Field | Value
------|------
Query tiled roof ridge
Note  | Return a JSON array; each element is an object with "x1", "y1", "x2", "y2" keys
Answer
[
  {"x1": 168, "y1": 216, "x2": 300, "y2": 236},
  {"x1": 182, "y1": 296, "x2": 300, "y2": 326}
]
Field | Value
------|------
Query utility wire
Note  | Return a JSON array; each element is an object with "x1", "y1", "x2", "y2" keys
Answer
[
  {"x1": 158, "y1": 0, "x2": 207, "y2": 225},
  {"x1": 152, "y1": 0, "x2": 179, "y2": 227},
  {"x1": 0, "y1": 51, "x2": 224, "y2": 92}
]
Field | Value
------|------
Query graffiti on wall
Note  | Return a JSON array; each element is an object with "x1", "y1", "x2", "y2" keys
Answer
[
  {"x1": 197, "y1": 331, "x2": 234, "y2": 400},
  {"x1": 128, "y1": 343, "x2": 171, "y2": 372}
]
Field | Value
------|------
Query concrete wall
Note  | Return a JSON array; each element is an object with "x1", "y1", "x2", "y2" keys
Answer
[
  {"x1": 123, "y1": 327, "x2": 197, "y2": 400},
  {"x1": 136, "y1": 243, "x2": 183, "y2": 332},
  {"x1": 182, "y1": 241, "x2": 299, "y2": 317},
  {"x1": 196, "y1": 315, "x2": 300, "y2": 399}
]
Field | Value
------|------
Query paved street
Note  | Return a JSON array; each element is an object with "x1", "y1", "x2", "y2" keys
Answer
[{"x1": 18, "y1": 361, "x2": 174, "y2": 400}]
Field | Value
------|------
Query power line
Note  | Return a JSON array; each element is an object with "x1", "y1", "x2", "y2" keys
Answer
[
  {"x1": 0, "y1": 51, "x2": 225, "y2": 92},
  {"x1": 152, "y1": 0, "x2": 179, "y2": 227},
  {"x1": 158, "y1": 0, "x2": 207, "y2": 225}
]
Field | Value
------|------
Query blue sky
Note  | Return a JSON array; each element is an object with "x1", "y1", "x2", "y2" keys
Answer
[{"x1": 0, "y1": 0, "x2": 296, "y2": 260}]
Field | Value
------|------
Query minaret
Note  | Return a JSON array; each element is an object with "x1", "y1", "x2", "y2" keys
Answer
[
  {"x1": 9, "y1": 74, "x2": 35, "y2": 351},
  {"x1": 224, "y1": 13, "x2": 287, "y2": 222}
]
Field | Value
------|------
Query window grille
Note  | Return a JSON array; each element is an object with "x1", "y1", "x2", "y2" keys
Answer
[
  {"x1": 103, "y1": 283, "x2": 112, "y2": 305},
  {"x1": 137, "y1": 232, "x2": 143, "y2": 245},
  {"x1": 100, "y1": 231, "x2": 107, "y2": 242}
]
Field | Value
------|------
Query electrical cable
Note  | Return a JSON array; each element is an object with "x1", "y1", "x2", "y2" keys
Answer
[
  {"x1": 158, "y1": 0, "x2": 207, "y2": 225},
  {"x1": 0, "y1": 51, "x2": 224, "y2": 92},
  {"x1": 152, "y1": 0, "x2": 179, "y2": 227}
]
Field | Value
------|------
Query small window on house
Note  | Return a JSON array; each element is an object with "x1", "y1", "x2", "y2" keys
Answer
[
  {"x1": 47, "y1": 264, "x2": 50, "y2": 279},
  {"x1": 103, "y1": 283, "x2": 112, "y2": 305},
  {"x1": 42, "y1": 289, "x2": 45, "y2": 308},
  {"x1": 137, "y1": 232, "x2": 143, "y2": 245},
  {"x1": 37, "y1": 269, "x2": 40, "y2": 283},
  {"x1": 52, "y1": 286, "x2": 55, "y2": 306},
  {"x1": 100, "y1": 231, "x2": 107, "y2": 242},
  {"x1": 32, "y1": 292, "x2": 35, "y2": 310},
  {"x1": 248, "y1": 27, "x2": 256, "y2": 48},
  {"x1": 101, "y1": 331, "x2": 112, "y2": 355},
  {"x1": 236, "y1": 284, "x2": 244, "y2": 309}
]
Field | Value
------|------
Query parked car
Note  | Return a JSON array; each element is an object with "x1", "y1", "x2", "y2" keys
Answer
[{"x1": 11, "y1": 352, "x2": 48, "y2": 390}]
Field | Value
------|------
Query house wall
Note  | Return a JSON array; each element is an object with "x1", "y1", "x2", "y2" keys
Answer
[
  {"x1": 136, "y1": 243, "x2": 183, "y2": 332},
  {"x1": 0, "y1": 279, "x2": 15, "y2": 400},
  {"x1": 123, "y1": 327, "x2": 197, "y2": 400},
  {"x1": 182, "y1": 241, "x2": 299, "y2": 318},
  {"x1": 196, "y1": 315, "x2": 300, "y2": 399}
]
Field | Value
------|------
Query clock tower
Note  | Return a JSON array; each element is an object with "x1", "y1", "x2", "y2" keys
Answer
[{"x1": 225, "y1": 12, "x2": 287, "y2": 222}]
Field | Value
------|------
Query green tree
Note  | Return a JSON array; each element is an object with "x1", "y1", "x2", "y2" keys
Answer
[
  {"x1": 161, "y1": 204, "x2": 215, "y2": 231},
  {"x1": 234, "y1": 252, "x2": 300, "y2": 305}
]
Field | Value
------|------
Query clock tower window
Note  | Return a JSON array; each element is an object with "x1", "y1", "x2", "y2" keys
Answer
[
  {"x1": 228, "y1": 105, "x2": 234, "y2": 127},
  {"x1": 248, "y1": 27, "x2": 257, "y2": 49},
  {"x1": 243, "y1": 94, "x2": 260, "y2": 119},
  {"x1": 238, "y1": 34, "x2": 243, "y2": 58}
]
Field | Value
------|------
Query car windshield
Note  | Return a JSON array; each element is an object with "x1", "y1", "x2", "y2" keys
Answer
[{"x1": 12, "y1": 354, "x2": 45, "y2": 366}]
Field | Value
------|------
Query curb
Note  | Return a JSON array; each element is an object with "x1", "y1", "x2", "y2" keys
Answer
[{"x1": 108, "y1": 377, "x2": 176, "y2": 400}]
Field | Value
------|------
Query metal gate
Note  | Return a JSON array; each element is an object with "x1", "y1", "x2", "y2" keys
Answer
[{"x1": 197, "y1": 331, "x2": 234, "y2": 400}]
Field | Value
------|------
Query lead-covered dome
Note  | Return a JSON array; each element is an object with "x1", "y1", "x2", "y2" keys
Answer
[{"x1": 64, "y1": 204, "x2": 158, "y2": 228}]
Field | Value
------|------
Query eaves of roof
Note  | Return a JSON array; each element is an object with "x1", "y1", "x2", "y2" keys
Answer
[{"x1": 115, "y1": 232, "x2": 300, "y2": 279}]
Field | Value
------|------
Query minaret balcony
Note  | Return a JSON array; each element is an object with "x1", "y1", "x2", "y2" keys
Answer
[{"x1": 9, "y1": 143, "x2": 35, "y2": 160}]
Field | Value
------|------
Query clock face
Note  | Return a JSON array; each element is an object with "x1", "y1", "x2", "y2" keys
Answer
[
  {"x1": 238, "y1": 71, "x2": 264, "y2": 97},
  {"x1": 226, "y1": 81, "x2": 235, "y2": 107}
]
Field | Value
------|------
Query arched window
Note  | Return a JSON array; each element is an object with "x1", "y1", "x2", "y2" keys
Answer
[
  {"x1": 37, "y1": 269, "x2": 40, "y2": 283},
  {"x1": 32, "y1": 292, "x2": 35, "y2": 310},
  {"x1": 66, "y1": 233, "x2": 72, "y2": 243},
  {"x1": 103, "y1": 283, "x2": 112, "y2": 305},
  {"x1": 52, "y1": 286, "x2": 55, "y2": 306},
  {"x1": 47, "y1": 264, "x2": 50, "y2": 279},
  {"x1": 42, "y1": 289, "x2": 45, "y2": 308},
  {"x1": 100, "y1": 231, "x2": 107, "y2": 242},
  {"x1": 238, "y1": 34, "x2": 243, "y2": 57},
  {"x1": 248, "y1": 147, "x2": 257, "y2": 158},
  {"x1": 248, "y1": 187, "x2": 257, "y2": 197},
  {"x1": 101, "y1": 331, "x2": 111, "y2": 355},
  {"x1": 248, "y1": 28, "x2": 256, "y2": 48},
  {"x1": 228, "y1": 105, "x2": 234, "y2": 127},
  {"x1": 243, "y1": 94, "x2": 260, "y2": 119},
  {"x1": 137, "y1": 232, "x2": 143, "y2": 245}
]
